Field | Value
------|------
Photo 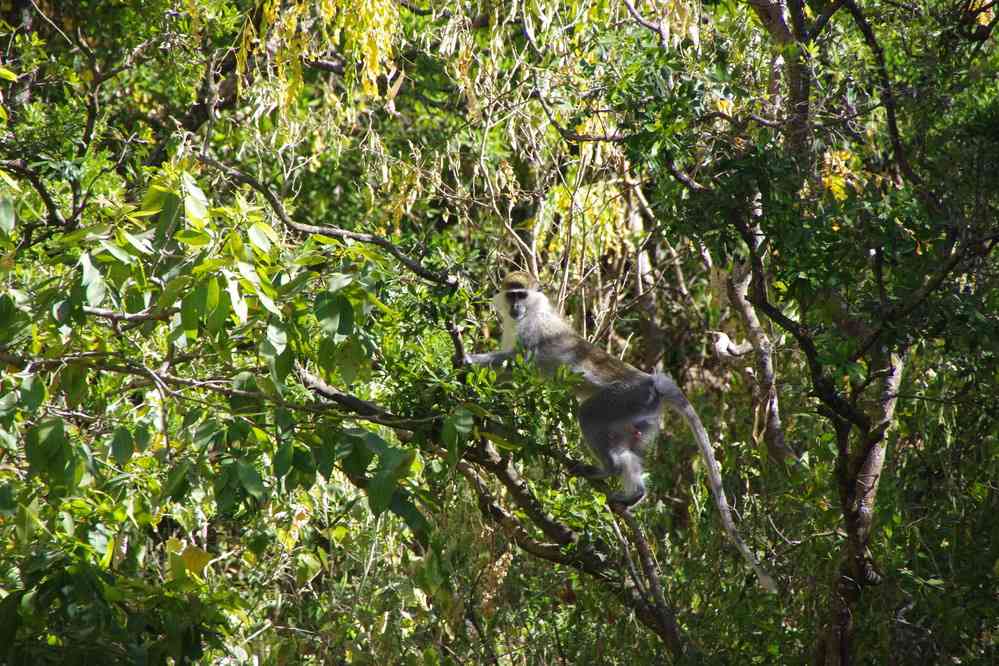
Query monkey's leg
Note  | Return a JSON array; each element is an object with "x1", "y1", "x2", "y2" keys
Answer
[{"x1": 606, "y1": 446, "x2": 646, "y2": 507}]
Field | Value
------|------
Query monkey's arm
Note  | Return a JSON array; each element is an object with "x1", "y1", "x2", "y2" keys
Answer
[{"x1": 464, "y1": 350, "x2": 517, "y2": 367}]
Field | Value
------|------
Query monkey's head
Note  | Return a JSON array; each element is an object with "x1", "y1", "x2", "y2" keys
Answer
[{"x1": 494, "y1": 271, "x2": 545, "y2": 322}]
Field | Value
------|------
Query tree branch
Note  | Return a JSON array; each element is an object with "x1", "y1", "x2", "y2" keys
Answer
[
  {"x1": 841, "y1": 0, "x2": 942, "y2": 215},
  {"x1": 0, "y1": 159, "x2": 64, "y2": 225},
  {"x1": 199, "y1": 156, "x2": 457, "y2": 288},
  {"x1": 810, "y1": 0, "x2": 845, "y2": 39},
  {"x1": 83, "y1": 306, "x2": 178, "y2": 322},
  {"x1": 732, "y1": 221, "x2": 870, "y2": 431},
  {"x1": 613, "y1": 505, "x2": 684, "y2": 649},
  {"x1": 726, "y1": 266, "x2": 796, "y2": 462},
  {"x1": 621, "y1": 0, "x2": 670, "y2": 47},
  {"x1": 455, "y1": 458, "x2": 687, "y2": 655},
  {"x1": 0, "y1": 351, "x2": 427, "y2": 430}
]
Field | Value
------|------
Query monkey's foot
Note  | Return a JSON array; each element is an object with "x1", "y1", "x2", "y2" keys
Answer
[{"x1": 608, "y1": 490, "x2": 645, "y2": 509}]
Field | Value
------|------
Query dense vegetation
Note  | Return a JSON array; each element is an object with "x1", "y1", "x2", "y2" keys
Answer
[{"x1": 1, "y1": 0, "x2": 996, "y2": 663}]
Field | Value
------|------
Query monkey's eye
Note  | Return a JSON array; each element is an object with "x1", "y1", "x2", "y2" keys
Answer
[{"x1": 507, "y1": 291, "x2": 527, "y2": 302}]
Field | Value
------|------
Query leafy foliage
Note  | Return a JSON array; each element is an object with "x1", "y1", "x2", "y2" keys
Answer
[{"x1": 0, "y1": 0, "x2": 997, "y2": 663}]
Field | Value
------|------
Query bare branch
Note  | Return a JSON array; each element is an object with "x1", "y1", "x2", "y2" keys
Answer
[
  {"x1": 303, "y1": 56, "x2": 346, "y2": 76},
  {"x1": 731, "y1": 219, "x2": 870, "y2": 431},
  {"x1": 849, "y1": 247, "x2": 966, "y2": 362},
  {"x1": 455, "y1": 457, "x2": 688, "y2": 654},
  {"x1": 83, "y1": 306, "x2": 177, "y2": 322},
  {"x1": 698, "y1": 111, "x2": 781, "y2": 129},
  {"x1": 535, "y1": 93, "x2": 629, "y2": 143}
]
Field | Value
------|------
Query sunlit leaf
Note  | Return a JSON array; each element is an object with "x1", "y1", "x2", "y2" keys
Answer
[
  {"x1": 0, "y1": 198, "x2": 13, "y2": 234},
  {"x1": 182, "y1": 172, "x2": 210, "y2": 229}
]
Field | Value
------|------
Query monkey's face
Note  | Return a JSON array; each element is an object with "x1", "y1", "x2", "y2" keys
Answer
[
  {"x1": 493, "y1": 272, "x2": 542, "y2": 322},
  {"x1": 493, "y1": 287, "x2": 534, "y2": 321},
  {"x1": 505, "y1": 288, "x2": 530, "y2": 320}
]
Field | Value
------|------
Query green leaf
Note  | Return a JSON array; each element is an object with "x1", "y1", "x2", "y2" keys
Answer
[
  {"x1": 266, "y1": 321, "x2": 288, "y2": 355},
  {"x1": 18, "y1": 374, "x2": 44, "y2": 414},
  {"x1": 175, "y1": 229, "x2": 212, "y2": 246},
  {"x1": 111, "y1": 427, "x2": 134, "y2": 466},
  {"x1": 337, "y1": 296, "x2": 354, "y2": 336},
  {"x1": 230, "y1": 372, "x2": 260, "y2": 414},
  {"x1": 156, "y1": 275, "x2": 193, "y2": 311},
  {"x1": 338, "y1": 337, "x2": 367, "y2": 385},
  {"x1": 274, "y1": 442, "x2": 294, "y2": 479},
  {"x1": 248, "y1": 222, "x2": 274, "y2": 253},
  {"x1": 295, "y1": 552, "x2": 322, "y2": 586},
  {"x1": 0, "y1": 197, "x2": 13, "y2": 234},
  {"x1": 204, "y1": 275, "x2": 220, "y2": 312},
  {"x1": 315, "y1": 293, "x2": 342, "y2": 335},
  {"x1": 368, "y1": 444, "x2": 415, "y2": 515},
  {"x1": 181, "y1": 283, "x2": 207, "y2": 333},
  {"x1": 25, "y1": 417, "x2": 80, "y2": 492},
  {"x1": 226, "y1": 274, "x2": 248, "y2": 323},
  {"x1": 122, "y1": 229, "x2": 154, "y2": 254},
  {"x1": 327, "y1": 273, "x2": 353, "y2": 292},
  {"x1": 193, "y1": 419, "x2": 223, "y2": 450},
  {"x1": 162, "y1": 461, "x2": 192, "y2": 502},
  {"x1": 99, "y1": 239, "x2": 135, "y2": 264},
  {"x1": 341, "y1": 432, "x2": 375, "y2": 478},
  {"x1": 236, "y1": 460, "x2": 267, "y2": 502},
  {"x1": 390, "y1": 492, "x2": 430, "y2": 547},
  {"x1": 79, "y1": 253, "x2": 107, "y2": 307},
  {"x1": 443, "y1": 408, "x2": 473, "y2": 468},
  {"x1": 269, "y1": 347, "x2": 292, "y2": 385},
  {"x1": 182, "y1": 172, "x2": 210, "y2": 229},
  {"x1": 0, "y1": 392, "x2": 17, "y2": 420},
  {"x1": 134, "y1": 425, "x2": 151, "y2": 452},
  {"x1": 0, "y1": 66, "x2": 18, "y2": 81},
  {"x1": 206, "y1": 278, "x2": 230, "y2": 333},
  {"x1": 59, "y1": 363, "x2": 88, "y2": 407}
]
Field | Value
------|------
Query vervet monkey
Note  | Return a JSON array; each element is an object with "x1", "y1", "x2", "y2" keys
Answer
[{"x1": 465, "y1": 271, "x2": 776, "y2": 592}]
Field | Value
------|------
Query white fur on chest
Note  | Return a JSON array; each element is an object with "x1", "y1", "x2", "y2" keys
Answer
[{"x1": 496, "y1": 291, "x2": 571, "y2": 352}]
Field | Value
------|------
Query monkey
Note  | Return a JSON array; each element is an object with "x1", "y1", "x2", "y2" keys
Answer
[{"x1": 465, "y1": 271, "x2": 777, "y2": 592}]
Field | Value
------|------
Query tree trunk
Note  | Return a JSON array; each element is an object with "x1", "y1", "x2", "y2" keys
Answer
[{"x1": 816, "y1": 352, "x2": 904, "y2": 664}]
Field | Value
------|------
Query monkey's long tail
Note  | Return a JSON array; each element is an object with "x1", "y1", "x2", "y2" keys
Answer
[{"x1": 677, "y1": 401, "x2": 778, "y2": 593}]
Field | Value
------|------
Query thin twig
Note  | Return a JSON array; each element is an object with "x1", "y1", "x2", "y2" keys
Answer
[
  {"x1": 0, "y1": 160, "x2": 64, "y2": 225},
  {"x1": 199, "y1": 156, "x2": 457, "y2": 288},
  {"x1": 621, "y1": 0, "x2": 669, "y2": 47}
]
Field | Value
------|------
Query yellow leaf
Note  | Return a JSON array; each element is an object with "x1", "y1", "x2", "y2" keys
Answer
[
  {"x1": 0, "y1": 66, "x2": 18, "y2": 82},
  {"x1": 822, "y1": 174, "x2": 848, "y2": 202},
  {"x1": 180, "y1": 544, "x2": 212, "y2": 575}
]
